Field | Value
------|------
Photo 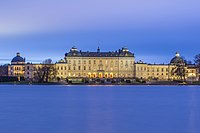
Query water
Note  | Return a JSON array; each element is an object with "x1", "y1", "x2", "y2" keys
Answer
[{"x1": 0, "y1": 85, "x2": 200, "y2": 133}]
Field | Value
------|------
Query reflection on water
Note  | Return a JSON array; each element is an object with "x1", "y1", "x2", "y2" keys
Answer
[
  {"x1": 0, "y1": 85, "x2": 200, "y2": 133},
  {"x1": 188, "y1": 86, "x2": 199, "y2": 133}
]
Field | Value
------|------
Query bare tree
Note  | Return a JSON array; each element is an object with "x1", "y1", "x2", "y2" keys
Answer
[
  {"x1": 34, "y1": 59, "x2": 57, "y2": 83},
  {"x1": 194, "y1": 54, "x2": 200, "y2": 81},
  {"x1": 171, "y1": 64, "x2": 186, "y2": 81},
  {"x1": 0, "y1": 64, "x2": 9, "y2": 76},
  {"x1": 171, "y1": 58, "x2": 186, "y2": 81},
  {"x1": 34, "y1": 66, "x2": 46, "y2": 83}
]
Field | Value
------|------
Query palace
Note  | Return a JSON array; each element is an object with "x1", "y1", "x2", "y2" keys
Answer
[
  {"x1": 56, "y1": 47, "x2": 134, "y2": 79},
  {"x1": 5, "y1": 47, "x2": 199, "y2": 82}
]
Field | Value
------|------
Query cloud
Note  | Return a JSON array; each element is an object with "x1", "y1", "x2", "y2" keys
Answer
[{"x1": 0, "y1": 0, "x2": 200, "y2": 35}]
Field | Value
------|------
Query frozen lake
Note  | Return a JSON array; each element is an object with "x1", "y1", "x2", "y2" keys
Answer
[{"x1": 0, "y1": 85, "x2": 200, "y2": 133}]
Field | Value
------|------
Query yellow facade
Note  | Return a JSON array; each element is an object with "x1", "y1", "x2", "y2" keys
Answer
[
  {"x1": 8, "y1": 65, "x2": 25, "y2": 77},
  {"x1": 134, "y1": 63, "x2": 198, "y2": 81},
  {"x1": 186, "y1": 66, "x2": 198, "y2": 81},
  {"x1": 135, "y1": 63, "x2": 170, "y2": 80},
  {"x1": 7, "y1": 50, "x2": 199, "y2": 82},
  {"x1": 56, "y1": 63, "x2": 68, "y2": 79},
  {"x1": 24, "y1": 64, "x2": 43, "y2": 80},
  {"x1": 8, "y1": 53, "x2": 25, "y2": 77},
  {"x1": 55, "y1": 47, "x2": 135, "y2": 79},
  {"x1": 59, "y1": 57, "x2": 134, "y2": 79}
]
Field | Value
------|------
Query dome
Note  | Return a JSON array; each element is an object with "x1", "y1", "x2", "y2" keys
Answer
[
  {"x1": 67, "y1": 47, "x2": 82, "y2": 57},
  {"x1": 11, "y1": 53, "x2": 25, "y2": 64},
  {"x1": 170, "y1": 52, "x2": 185, "y2": 65}
]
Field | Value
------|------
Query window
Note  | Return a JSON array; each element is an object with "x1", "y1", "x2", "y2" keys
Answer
[
  {"x1": 27, "y1": 66, "x2": 30, "y2": 70},
  {"x1": 73, "y1": 66, "x2": 76, "y2": 70},
  {"x1": 84, "y1": 66, "x2": 86, "y2": 70},
  {"x1": 115, "y1": 61, "x2": 118, "y2": 66},
  {"x1": 94, "y1": 60, "x2": 96, "y2": 64},
  {"x1": 89, "y1": 60, "x2": 91, "y2": 64},
  {"x1": 78, "y1": 66, "x2": 81, "y2": 70},
  {"x1": 89, "y1": 66, "x2": 91, "y2": 70},
  {"x1": 68, "y1": 66, "x2": 71, "y2": 70}
]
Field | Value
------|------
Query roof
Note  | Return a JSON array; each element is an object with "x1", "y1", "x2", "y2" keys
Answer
[
  {"x1": 11, "y1": 53, "x2": 25, "y2": 63},
  {"x1": 65, "y1": 47, "x2": 134, "y2": 57},
  {"x1": 187, "y1": 64, "x2": 198, "y2": 69},
  {"x1": 170, "y1": 52, "x2": 185, "y2": 65}
]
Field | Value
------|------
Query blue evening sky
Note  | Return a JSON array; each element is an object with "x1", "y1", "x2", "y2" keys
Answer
[{"x1": 0, "y1": 0, "x2": 200, "y2": 64}]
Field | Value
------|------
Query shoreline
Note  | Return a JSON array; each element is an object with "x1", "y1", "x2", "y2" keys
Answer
[{"x1": 0, "y1": 81, "x2": 199, "y2": 86}]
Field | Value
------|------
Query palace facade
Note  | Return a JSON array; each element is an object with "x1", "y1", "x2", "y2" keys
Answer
[
  {"x1": 6, "y1": 47, "x2": 199, "y2": 82},
  {"x1": 56, "y1": 47, "x2": 135, "y2": 79}
]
